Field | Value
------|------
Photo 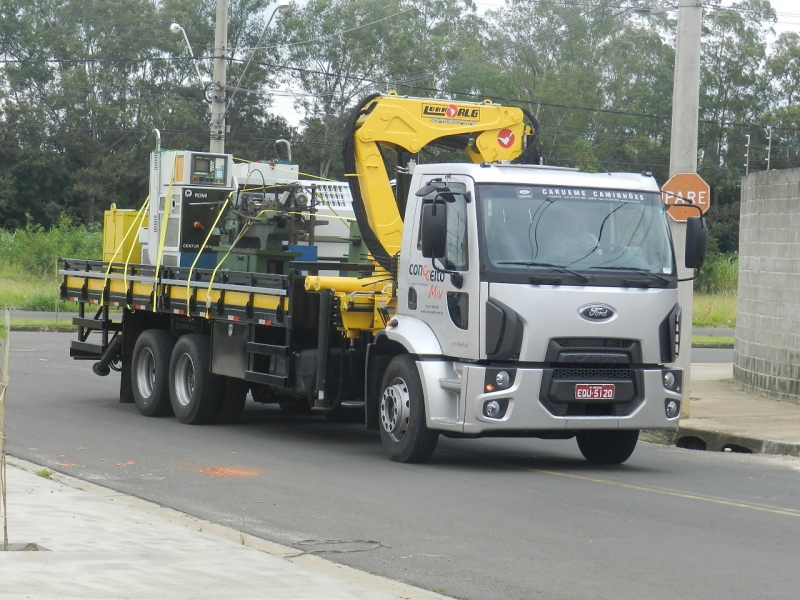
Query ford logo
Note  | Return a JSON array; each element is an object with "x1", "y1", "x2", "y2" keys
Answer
[{"x1": 579, "y1": 304, "x2": 615, "y2": 321}]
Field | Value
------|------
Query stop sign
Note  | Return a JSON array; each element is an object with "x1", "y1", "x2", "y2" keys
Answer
[{"x1": 661, "y1": 173, "x2": 710, "y2": 222}]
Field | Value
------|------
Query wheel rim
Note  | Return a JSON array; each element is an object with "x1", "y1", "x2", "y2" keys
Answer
[
  {"x1": 135, "y1": 348, "x2": 156, "y2": 400},
  {"x1": 380, "y1": 377, "x2": 411, "y2": 443},
  {"x1": 174, "y1": 353, "x2": 196, "y2": 408}
]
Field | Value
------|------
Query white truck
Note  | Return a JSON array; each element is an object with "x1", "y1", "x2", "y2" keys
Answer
[{"x1": 61, "y1": 93, "x2": 706, "y2": 464}]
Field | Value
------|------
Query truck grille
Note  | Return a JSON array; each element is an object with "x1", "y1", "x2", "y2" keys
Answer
[
  {"x1": 552, "y1": 338, "x2": 634, "y2": 349},
  {"x1": 540, "y1": 337, "x2": 644, "y2": 418},
  {"x1": 552, "y1": 368, "x2": 632, "y2": 380}
]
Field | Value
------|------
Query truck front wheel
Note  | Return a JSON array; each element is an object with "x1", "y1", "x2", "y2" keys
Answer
[
  {"x1": 131, "y1": 329, "x2": 175, "y2": 417},
  {"x1": 576, "y1": 430, "x2": 639, "y2": 464},
  {"x1": 169, "y1": 334, "x2": 221, "y2": 425},
  {"x1": 379, "y1": 355, "x2": 438, "y2": 463}
]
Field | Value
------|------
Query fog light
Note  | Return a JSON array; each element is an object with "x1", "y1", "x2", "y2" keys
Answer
[
  {"x1": 485, "y1": 400, "x2": 502, "y2": 418},
  {"x1": 663, "y1": 371, "x2": 676, "y2": 389},
  {"x1": 665, "y1": 399, "x2": 680, "y2": 419},
  {"x1": 496, "y1": 371, "x2": 510, "y2": 388}
]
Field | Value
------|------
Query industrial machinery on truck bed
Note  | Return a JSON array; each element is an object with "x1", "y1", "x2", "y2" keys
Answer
[{"x1": 60, "y1": 93, "x2": 706, "y2": 463}]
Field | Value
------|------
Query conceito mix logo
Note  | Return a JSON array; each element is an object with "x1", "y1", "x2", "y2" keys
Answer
[{"x1": 422, "y1": 104, "x2": 480, "y2": 120}]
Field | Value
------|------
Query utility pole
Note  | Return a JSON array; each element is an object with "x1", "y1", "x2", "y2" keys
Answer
[
  {"x1": 766, "y1": 127, "x2": 772, "y2": 171},
  {"x1": 210, "y1": 0, "x2": 229, "y2": 153},
  {"x1": 745, "y1": 134, "x2": 750, "y2": 176},
  {"x1": 668, "y1": 0, "x2": 703, "y2": 417}
]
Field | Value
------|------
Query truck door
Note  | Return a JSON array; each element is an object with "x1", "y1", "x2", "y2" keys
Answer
[{"x1": 400, "y1": 176, "x2": 480, "y2": 361}]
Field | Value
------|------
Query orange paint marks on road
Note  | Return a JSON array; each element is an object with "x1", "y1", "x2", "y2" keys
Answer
[
  {"x1": 58, "y1": 462, "x2": 76, "y2": 467},
  {"x1": 116, "y1": 461, "x2": 136, "y2": 468},
  {"x1": 193, "y1": 464, "x2": 261, "y2": 478}
]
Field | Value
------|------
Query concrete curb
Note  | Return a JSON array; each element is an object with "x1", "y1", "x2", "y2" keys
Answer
[
  {"x1": 692, "y1": 344, "x2": 734, "y2": 349},
  {"x1": 674, "y1": 426, "x2": 800, "y2": 457},
  {"x1": 642, "y1": 427, "x2": 800, "y2": 457}
]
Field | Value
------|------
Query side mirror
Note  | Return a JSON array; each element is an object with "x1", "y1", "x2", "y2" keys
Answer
[
  {"x1": 420, "y1": 201, "x2": 447, "y2": 259},
  {"x1": 685, "y1": 216, "x2": 707, "y2": 269}
]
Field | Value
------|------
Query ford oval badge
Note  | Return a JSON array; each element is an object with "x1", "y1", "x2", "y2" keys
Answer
[{"x1": 579, "y1": 304, "x2": 615, "y2": 322}]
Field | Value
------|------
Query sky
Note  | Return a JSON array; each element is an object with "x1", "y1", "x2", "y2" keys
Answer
[{"x1": 269, "y1": 0, "x2": 800, "y2": 127}]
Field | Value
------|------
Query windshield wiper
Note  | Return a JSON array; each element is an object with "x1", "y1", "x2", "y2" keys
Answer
[
  {"x1": 498, "y1": 261, "x2": 590, "y2": 282},
  {"x1": 589, "y1": 265, "x2": 671, "y2": 285}
]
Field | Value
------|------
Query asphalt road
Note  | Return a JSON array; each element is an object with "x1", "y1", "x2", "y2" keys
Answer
[{"x1": 6, "y1": 332, "x2": 798, "y2": 600}]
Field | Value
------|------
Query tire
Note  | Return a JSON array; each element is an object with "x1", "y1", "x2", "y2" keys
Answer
[
  {"x1": 213, "y1": 377, "x2": 248, "y2": 424},
  {"x1": 169, "y1": 334, "x2": 221, "y2": 425},
  {"x1": 131, "y1": 329, "x2": 175, "y2": 417},
  {"x1": 576, "y1": 430, "x2": 639, "y2": 465},
  {"x1": 378, "y1": 355, "x2": 438, "y2": 463}
]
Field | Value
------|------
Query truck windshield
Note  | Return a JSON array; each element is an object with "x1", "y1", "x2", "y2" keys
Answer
[{"x1": 477, "y1": 184, "x2": 674, "y2": 284}]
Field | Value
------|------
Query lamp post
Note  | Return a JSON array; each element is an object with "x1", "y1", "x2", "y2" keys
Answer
[
  {"x1": 170, "y1": 23, "x2": 206, "y2": 88},
  {"x1": 208, "y1": 1, "x2": 288, "y2": 154}
]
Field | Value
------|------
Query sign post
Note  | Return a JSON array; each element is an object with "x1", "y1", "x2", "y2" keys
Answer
[{"x1": 662, "y1": 172, "x2": 709, "y2": 419}]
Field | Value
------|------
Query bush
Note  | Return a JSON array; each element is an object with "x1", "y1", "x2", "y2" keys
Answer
[
  {"x1": 694, "y1": 253, "x2": 738, "y2": 295},
  {"x1": 0, "y1": 214, "x2": 102, "y2": 278},
  {"x1": 20, "y1": 292, "x2": 73, "y2": 312}
]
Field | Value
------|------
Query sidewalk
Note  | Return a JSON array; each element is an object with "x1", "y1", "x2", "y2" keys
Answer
[
  {"x1": 1, "y1": 457, "x2": 450, "y2": 599},
  {"x1": 669, "y1": 363, "x2": 800, "y2": 456}
]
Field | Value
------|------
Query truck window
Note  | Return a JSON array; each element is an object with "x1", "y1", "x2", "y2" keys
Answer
[
  {"x1": 444, "y1": 194, "x2": 469, "y2": 271},
  {"x1": 416, "y1": 182, "x2": 469, "y2": 272},
  {"x1": 477, "y1": 184, "x2": 674, "y2": 284}
]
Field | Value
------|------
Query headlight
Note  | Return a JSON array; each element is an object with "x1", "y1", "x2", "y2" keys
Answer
[
  {"x1": 663, "y1": 372, "x2": 675, "y2": 388},
  {"x1": 485, "y1": 368, "x2": 515, "y2": 392},
  {"x1": 662, "y1": 369, "x2": 682, "y2": 392},
  {"x1": 496, "y1": 371, "x2": 510, "y2": 388}
]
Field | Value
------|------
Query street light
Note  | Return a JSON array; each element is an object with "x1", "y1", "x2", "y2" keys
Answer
[
  {"x1": 225, "y1": 2, "x2": 290, "y2": 115},
  {"x1": 169, "y1": 22, "x2": 206, "y2": 89}
]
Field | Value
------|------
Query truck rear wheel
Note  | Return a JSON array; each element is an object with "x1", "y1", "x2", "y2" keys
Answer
[
  {"x1": 131, "y1": 329, "x2": 175, "y2": 417},
  {"x1": 576, "y1": 430, "x2": 639, "y2": 464},
  {"x1": 169, "y1": 334, "x2": 220, "y2": 425},
  {"x1": 379, "y1": 355, "x2": 438, "y2": 463}
]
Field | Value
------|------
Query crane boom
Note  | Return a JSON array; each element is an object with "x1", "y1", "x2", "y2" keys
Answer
[{"x1": 343, "y1": 93, "x2": 540, "y2": 271}]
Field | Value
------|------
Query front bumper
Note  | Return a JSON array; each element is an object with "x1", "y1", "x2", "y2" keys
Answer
[{"x1": 417, "y1": 362, "x2": 682, "y2": 435}]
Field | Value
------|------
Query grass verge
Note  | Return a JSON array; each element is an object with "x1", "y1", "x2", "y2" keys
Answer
[
  {"x1": 693, "y1": 294, "x2": 737, "y2": 328},
  {"x1": 691, "y1": 335, "x2": 735, "y2": 347},
  {"x1": 1, "y1": 319, "x2": 77, "y2": 333},
  {"x1": 0, "y1": 270, "x2": 69, "y2": 311}
]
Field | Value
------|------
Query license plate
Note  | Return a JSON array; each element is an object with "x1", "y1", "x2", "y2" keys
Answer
[{"x1": 575, "y1": 383, "x2": 615, "y2": 400}]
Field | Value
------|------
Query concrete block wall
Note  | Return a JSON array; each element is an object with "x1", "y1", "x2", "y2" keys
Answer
[{"x1": 734, "y1": 168, "x2": 800, "y2": 404}]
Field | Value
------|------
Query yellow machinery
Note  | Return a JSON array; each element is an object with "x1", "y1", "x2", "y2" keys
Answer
[{"x1": 342, "y1": 92, "x2": 539, "y2": 272}]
